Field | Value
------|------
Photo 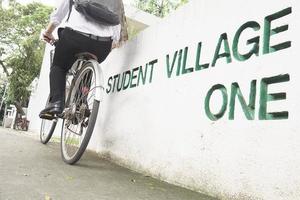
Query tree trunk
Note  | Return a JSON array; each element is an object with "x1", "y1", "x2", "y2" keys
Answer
[
  {"x1": 14, "y1": 101, "x2": 25, "y2": 116},
  {"x1": 161, "y1": 0, "x2": 164, "y2": 16},
  {"x1": 0, "y1": 83, "x2": 7, "y2": 111},
  {"x1": 13, "y1": 101, "x2": 25, "y2": 130}
]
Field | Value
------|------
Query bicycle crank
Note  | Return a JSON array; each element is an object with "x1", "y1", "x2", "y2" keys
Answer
[{"x1": 63, "y1": 103, "x2": 90, "y2": 125}]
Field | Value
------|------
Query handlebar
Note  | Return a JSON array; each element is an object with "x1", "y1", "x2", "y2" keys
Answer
[
  {"x1": 40, "y1": 30, "x2": 58, "y2": 47},
  {"x1": 51, "y1": 40, "x2": 58, "y2": 47}
]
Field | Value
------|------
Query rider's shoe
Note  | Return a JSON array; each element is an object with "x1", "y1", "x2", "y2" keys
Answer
[{"x1": 39, "y1": 100, "x2": 64, "y2": 120}]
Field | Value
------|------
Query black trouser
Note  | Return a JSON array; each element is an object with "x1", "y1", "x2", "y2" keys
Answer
[{"x1": 49, "y1": 28, "x2": 112, "y2": 103}]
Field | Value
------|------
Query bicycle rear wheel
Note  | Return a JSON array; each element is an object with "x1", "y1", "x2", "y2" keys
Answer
[{"x1": 61, "y1": 63, "x2": 100, "y2": 164}]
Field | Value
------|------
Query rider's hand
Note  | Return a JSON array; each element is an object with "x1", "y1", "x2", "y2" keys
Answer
[{"x1": 42, "y1": 30, "x2": 55, "y2": 44}]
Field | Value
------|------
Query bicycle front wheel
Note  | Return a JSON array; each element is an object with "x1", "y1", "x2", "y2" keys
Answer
[
  {"x1": 61, "y1": 63, "x2": 100, "y2": 164},
  {"x1": 40, "y1": 118, "x2": 57, "y2": 144},
  {"x1": 40, "y1": 96, "x2": 57, "y2": 144}
]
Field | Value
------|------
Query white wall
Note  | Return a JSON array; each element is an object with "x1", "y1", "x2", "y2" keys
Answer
[
  {"x1": 28, "y1": 0, "x2": 300, "y2": 199},
  {"x1": 27, "y1": 45, "x2": 63, "y2": 137},
  {"x1": 27, "y1": 45, "x2": 51, "y2": 133}
]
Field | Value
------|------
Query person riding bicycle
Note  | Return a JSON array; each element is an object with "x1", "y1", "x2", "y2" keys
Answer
[{"x1": 39, "y1": 0, "x2": 125, "y2": 119}]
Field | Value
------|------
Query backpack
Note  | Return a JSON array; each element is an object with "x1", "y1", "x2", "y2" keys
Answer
[{"x1": 67, "y1": 0, "x2": 122, "y2": 26}]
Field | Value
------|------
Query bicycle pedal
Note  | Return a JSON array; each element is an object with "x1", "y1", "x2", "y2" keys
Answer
[{"x1": 39, "y1": 113, "x2": 55, "y2": 120}]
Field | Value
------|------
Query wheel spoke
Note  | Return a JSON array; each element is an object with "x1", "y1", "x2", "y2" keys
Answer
[{"x1": 61, "y1": 64, "x2": 99, "y2": 164}]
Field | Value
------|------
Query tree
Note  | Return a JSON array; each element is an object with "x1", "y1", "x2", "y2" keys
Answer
[
  {"x1": 0, "y1": 75, "x2": 7, "y2": 105},
  {"x1": 135, "y1": 0, "x2": 188, "y2": 18},
  {"x1": 0, "y1": 2, "x2": 52, "y2": 122}
]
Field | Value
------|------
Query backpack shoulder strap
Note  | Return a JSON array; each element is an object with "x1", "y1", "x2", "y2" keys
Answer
[{"x1": 66, "y1": 0, "x2": 74, "y2": 22}]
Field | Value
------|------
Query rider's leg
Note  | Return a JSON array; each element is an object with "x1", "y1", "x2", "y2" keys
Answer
[
  {"x1": 39, "y1": 30, "x2": 76, "y2": 119},
  {"x1": 49, "y1": 65, "x2": 66, "y2": 103}
]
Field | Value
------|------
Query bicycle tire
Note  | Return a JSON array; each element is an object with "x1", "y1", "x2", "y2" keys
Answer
[
  {"x1": 40, "y1": 96, "x2": 57, "y2": 144},
  {"x1": 61, "y1": 63, "x2": 100, "y2": 164},
  {"x1": 40, "y1": 119, "x2": 57, "y2": 144}
]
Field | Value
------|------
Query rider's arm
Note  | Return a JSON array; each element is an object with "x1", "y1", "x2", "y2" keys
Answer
[
  {"x1": 43, "y1": 0, "x2": 69, "y2": 43},
  {"x1": 50, "y1": 0, "x2": 69, "y2": 27},
  {"x1": 43, "y1": 22, "x2": 57, "y2": 43}
]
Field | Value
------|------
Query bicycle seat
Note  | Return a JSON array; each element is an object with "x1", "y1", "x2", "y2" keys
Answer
[{"x1": 75, "y1": 52, "x2": 98, "y2": 61}]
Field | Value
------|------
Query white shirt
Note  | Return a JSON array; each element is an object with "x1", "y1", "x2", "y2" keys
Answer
[{"x1": 50, "y1": 0, "x2": 121, "y2": 42}]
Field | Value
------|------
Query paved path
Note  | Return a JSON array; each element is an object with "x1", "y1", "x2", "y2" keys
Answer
[{"x1": 0, "y1": 127, "x2": 218, "y2": 200}]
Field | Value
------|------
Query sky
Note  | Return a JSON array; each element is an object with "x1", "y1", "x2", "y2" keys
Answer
[{"x1": 13, "y1": 0, "x2": 135, "y2": 7}]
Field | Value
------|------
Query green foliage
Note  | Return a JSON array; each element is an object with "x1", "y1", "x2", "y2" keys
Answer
[
  {"x1": 0, "y1": 2, "x2": 52, "y2": 106},
  {"x1": 135, "y1": 0, "x2": 188, "y2": 18}
]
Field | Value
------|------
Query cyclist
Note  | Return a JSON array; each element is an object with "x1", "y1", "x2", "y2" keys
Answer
[{"x1": 39, "y1": 0, "x2": 124, "y2": 119}]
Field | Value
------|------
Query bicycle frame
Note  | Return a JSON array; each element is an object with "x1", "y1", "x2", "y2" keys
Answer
[{"x1": 65, "y1": 58, "x2": 105, "y2": 106}]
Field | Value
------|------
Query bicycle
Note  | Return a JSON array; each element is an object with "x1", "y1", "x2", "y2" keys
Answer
[{"x1": 40, "y1": 42, "x2": 105, "y2": 165}]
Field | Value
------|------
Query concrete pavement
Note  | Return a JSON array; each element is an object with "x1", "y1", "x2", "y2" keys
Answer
[{"x1": 0, "y1": 127, "x2": 218, "y2": 200}]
